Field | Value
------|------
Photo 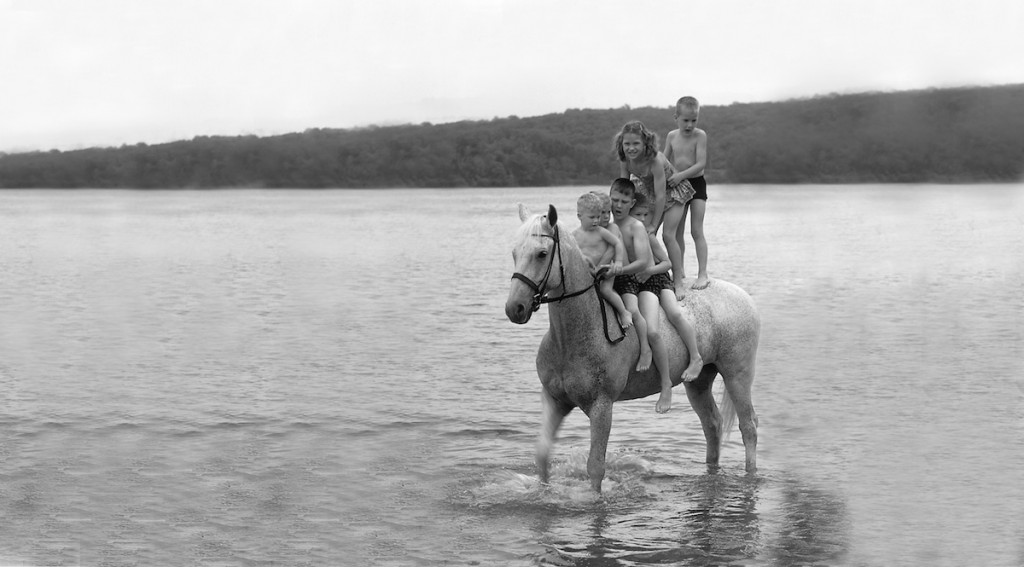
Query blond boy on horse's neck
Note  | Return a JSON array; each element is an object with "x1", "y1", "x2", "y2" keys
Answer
[
  {"x1": 572, "y1": 192, "x2": 633, "y2": 330},
  {"x1": 609, "y1": 178, "x2": 656, "y2": 374}
]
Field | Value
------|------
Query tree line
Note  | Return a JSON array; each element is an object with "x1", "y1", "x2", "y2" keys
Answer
[{"x1": 2, "y1": 84, "x2": 1022, "y2": 189}]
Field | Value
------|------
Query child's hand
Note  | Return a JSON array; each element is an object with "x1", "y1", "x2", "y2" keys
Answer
[{"x1": 597, "y1": 264, "x2": 619, "y2": 278}]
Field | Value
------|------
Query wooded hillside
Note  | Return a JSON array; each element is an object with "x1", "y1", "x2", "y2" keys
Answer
[{"x1": 2, "y1": 84, "x2": 1022, "y2": 188}]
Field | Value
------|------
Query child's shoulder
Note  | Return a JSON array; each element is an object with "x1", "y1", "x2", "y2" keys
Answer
[{"x1": 618, "y1": 216, "x2": 645, "y2": 233}]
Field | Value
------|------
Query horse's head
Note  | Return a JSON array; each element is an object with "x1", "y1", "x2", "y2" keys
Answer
[{"x1": 506, "y1": 204, "x2": 564, "y2": 324}]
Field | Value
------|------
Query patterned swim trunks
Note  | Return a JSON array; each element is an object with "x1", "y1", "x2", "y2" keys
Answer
[
  {"x1": 612, "y1": 274, "x2": 641, "y2": 296},
  {"x1": 639, "y1": 272, "x2": 673, "y2": 295}
]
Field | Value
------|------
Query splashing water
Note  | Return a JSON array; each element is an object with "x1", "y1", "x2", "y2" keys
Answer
[{"x1": 467, "y1": 448, "x2": 656, "y2": 510}]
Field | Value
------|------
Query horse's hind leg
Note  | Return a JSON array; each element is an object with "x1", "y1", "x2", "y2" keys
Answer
[
  {"x1": 723, "y1": 366, "x2": 758, "y2": 473},
  {"x1": 537, "y1": 389, "x2": 573, "y2": 484},
  {"x1": 683, "y1": 365, "x2": 723, "y2": 467}
]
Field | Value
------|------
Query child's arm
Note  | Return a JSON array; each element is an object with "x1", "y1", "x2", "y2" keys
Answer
[
  {"x1": 648, "y1": 154, "x2": 668, "y2": 234},
  {"x1": 673, "y1": 130, "x2": 708, "y2": 180},
  {"x1": 618, "y1": 221, "x2": 653, "y2": 276},
  {"x1": 642, "y1": 234, "x2": 671, "y2": 277},
  {"x1": 665, "y1": 132, "x2": 685, "y2": 185},
  {"x1": 663, "y1": 131, "x2": 676, "y2": 163},
  {"x1": 598, "y1": 227, "x2": 627, "y2": 269}
]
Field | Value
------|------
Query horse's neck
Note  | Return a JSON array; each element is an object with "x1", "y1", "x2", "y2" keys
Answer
[{"x1": 547, "y1": 241, "x2": 603, "y2": 347}]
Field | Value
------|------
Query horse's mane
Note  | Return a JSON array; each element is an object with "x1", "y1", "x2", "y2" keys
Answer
[
  {"x1": 514, "y1": 212, "x2": 586, "y2": 279},
  {"x1": 514, "y1": 209, "x2": 582, "y2": 265},
  {"x1": 514, "y1": 213, "x2": 553, "y2": 243}
]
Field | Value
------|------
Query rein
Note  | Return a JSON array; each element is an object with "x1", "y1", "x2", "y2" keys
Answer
[{"x1": 511, "y1": 222, "x2": 625, "y2": 344}]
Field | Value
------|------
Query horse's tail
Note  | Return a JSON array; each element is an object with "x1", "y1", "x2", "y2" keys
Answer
[{"x1": 719, "y1": 385, "x2": 736, "y2": 443}]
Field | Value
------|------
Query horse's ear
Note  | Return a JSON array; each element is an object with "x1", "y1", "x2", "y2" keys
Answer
[
  {"x1": 548, "y1": 205, "x2": 558, "y2": 227},
  {"x1": 518, "y1": 203, "x2": 531, "y2": 222}
]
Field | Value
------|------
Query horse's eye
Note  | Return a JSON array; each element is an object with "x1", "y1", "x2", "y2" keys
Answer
[{"x1": 537, "y1": 250, "x2": 548, "y2": 259}]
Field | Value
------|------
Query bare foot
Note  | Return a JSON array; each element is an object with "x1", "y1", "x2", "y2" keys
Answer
[
  {"x1": 636, "y1": 348, "x2": 652, "y2": 372},
  {"x1": 655, "y1": 389, "x2": 672, "y2": 413},
  {"x1": 617, "y1": 309, "x2": 633, "y2": 329},
  {"x1": 674, "y1": 283, "x2": 687, "y2": 301},
  {"x1": 692, "y1": 275, "x2": 710, "y2": 290},
  {"x1": 681, "y1": 355, "x2": 704, "y2": 382}
]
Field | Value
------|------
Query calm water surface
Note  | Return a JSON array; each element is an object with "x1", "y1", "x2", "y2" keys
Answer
[{"x1": 0, "y1": 185, "x2": 1022, "y2": 566}]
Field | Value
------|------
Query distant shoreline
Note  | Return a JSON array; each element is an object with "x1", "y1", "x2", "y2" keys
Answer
[
  {"x1": 2, "y1": 84, "x2": 1023, "y2": 188},
  {"x1": 2, "y1": 180, "x2": 1021, "y2": 191}
]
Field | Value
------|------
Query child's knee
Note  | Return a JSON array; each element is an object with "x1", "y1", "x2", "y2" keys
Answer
[{"x1": 646, "y1": 326, "x2": 664, "y2": 345}]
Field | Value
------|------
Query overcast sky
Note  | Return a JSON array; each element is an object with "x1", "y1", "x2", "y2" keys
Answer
[{"x1": 3, "y1": 0, "x2": 1022, "y2": 152}]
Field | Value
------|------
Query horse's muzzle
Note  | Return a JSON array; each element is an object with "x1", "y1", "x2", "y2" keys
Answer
[
  {"x1": 506, "y1": 276, "x2": 538, "y2": 324},
  {"x1": 505, "y1": 297, "x2": 533, "y2": 324}
]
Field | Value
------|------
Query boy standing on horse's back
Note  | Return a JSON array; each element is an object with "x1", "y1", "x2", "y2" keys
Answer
[
  {"x1": 608, "y1": 178, "x2": 656, "y2": 374},
  {"x1": 664, "y1": 96, "x2": 711, "y2": 291}
]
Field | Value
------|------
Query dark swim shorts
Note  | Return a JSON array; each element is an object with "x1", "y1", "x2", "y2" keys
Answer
[
  {"x1": 639, "y1": 273, "x2": 673, "y2": 295},
  {"x1": 688, "y1": 175, "x2": 708, "y2": 201},
  {"x1": 613, "y1": 274, "x2": 641, "y2": 296}
]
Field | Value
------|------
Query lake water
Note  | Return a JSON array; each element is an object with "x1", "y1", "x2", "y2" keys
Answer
[{"x1": 0, "y1": 185, "x2": 1022, "y2": 566}]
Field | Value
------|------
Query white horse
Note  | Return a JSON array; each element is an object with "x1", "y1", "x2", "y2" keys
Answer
[{"x1": 505, "y1": 204, "x2": 760, "y2": 492}]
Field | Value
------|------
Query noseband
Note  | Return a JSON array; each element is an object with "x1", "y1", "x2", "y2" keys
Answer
[{"x1": 510, "y1": 223, "x2": 594, "y2": 313}]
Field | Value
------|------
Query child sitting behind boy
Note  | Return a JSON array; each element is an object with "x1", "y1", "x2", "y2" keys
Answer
[
  {"x1": 573, "y1": 192, "x2": 633, "y2": 328},
  {"x1": 631, "y1": 200, "x2": 704, "y2": 413},
  {"x1": 590, "y1": 190, "x2": 620, "y2": 265}
]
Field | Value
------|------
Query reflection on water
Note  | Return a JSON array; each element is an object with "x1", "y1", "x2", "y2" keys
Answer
[{"x1": 461, "y1": 448, "x2": 850, "y2": 566}]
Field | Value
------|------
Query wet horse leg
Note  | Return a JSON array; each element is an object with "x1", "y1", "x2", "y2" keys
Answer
[
  {"x1": 723, "y1": 366, "x2": 758, "y2": 473},
  {"x1": 683, "y1": 365, "x2": 723, "y2": 467},
  {"x1": 585, "y1": 397, "x2": 614, "y2": 492},
  {"x1": 537, "y1": 389, "x2": 573, "y2": 484}
]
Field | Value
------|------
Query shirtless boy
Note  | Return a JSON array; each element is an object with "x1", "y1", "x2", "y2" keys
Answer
[
  {"x1": 572, "y1": 192, "x2": 632, "y2": 329},
  {"x1": 664, "y1": 96, "x2": 711, "y2": 290},
  {"x1": 608, "y1": 178, "x2": 656, "y2": 372}
]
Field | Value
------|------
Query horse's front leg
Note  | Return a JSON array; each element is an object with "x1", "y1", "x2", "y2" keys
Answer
[
  {"x1": 537, "y1": 388, "x2": 573, "y2": 484},
  {"x1": 586, "y1": 398, "x2": 614, "y2": 492}
]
